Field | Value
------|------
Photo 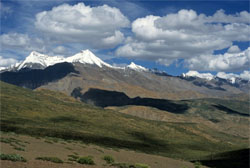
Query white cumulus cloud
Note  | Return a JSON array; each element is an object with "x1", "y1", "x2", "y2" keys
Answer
[
  {"x1": 116, "y1": 9, "x2": 250, "y2": 72},
  {"x1": 216, "y1": 72, "x2": 238, "y2": 83},
  {"x1": 0, "y1": 33, "x2": 45, "y2": 52},
  {"x1": 227, "y1": 45, "x2": 241, "y2": 53},
  {"x1": 52, "y1": 46, "x2": 68, "y2": 55},
  {"x1": 187, "y1": 47, "x2": 250, "y2": 71},
  {"x1": 0, "y1": 56, "x2": 18, "y2": 67},
  {"x1": 206, "y1": 9, "x2": 250, "y2": 24},
  {"x1": 239, "y1": 70, "x2": 250, "y2": 80},
  {"x1": 1, "y1": 33, "x2": 31, "y2": 48},
  {"x1": 216, "y1": 71, "x2": 250, "y2": 82},
  {"x1": 183, "y1": 70, "x2": 214, "y2": 80},
  {"x1": 35, "y1": 3, "x2": 130, "y2": 49},
  {"x1": 183, "y1": 70, "x2": 250, "y2": 82}
]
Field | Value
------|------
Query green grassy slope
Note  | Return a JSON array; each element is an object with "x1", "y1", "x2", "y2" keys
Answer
[
  {"x1": 185, "y1": 98, "x2": 249, "y2": 116},
  {"x1": 0, "y1": 81, "x2": 248, "y2": 161}
]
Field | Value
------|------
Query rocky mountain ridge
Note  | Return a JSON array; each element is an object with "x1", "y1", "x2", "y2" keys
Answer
[
  {"x1": 0, "y1": 50, "x2": 249, "y2": 100},
  {"x1": 0, "y1": 50, "x2": 148, "y2": 72}
]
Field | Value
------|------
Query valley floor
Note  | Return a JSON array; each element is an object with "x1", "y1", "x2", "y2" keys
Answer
[{"x1": 0, "y1": 132, "x2": 202, "y2": 168}]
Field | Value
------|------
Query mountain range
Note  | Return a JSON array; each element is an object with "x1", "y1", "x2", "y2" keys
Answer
[
  {"x1": 0, "y1": 49, "x2": 249, "y2": 168},
  {"x1": 0, "y1": 50, "x2": 147, "y2": 72},
  {"x1": 1, "y1": 50, "x2": 249, "y2": 83},
  {"x1": 0, "y1": 50, "x2": 249, "y2": 101}
]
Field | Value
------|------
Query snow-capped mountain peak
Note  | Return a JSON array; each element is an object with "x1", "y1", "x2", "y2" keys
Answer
[
  {"x1": 182, "y1": 71, "x2": 214, "y2": 80},
  {"x1": 182, "y1": 70, "x2": 250, "y2": 84},
  {"x1": 127, "y1": 62, "x2": 147, "y2": 71},
  {"x1": 3, "y1": 50, "x2": 113, "y2": 71},
  {"x1": 65, "y1": 50, "x2": 112, "y2": 68},
  {"x1": 216, "y1": 72, "x2": 238, "y2": 84},
  {"x1": 0, "y1": 67, "x2": 7, "y2": 71},
  {"x1": 17, "y1": 51, "x2": 64, "y2": 70},
  {"x1": 17, "y1": 51, "x2": 48, "y2": 69}
]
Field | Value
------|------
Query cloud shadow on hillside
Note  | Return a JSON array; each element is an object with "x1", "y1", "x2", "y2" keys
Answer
[
  {"x1": 71, "y1": 87, "x2": 189, "y2": 114},
  {"x1": 1, "y1": 122, "x2": 169, "y2": 155},
  {"x1": 212, "y1": 104, "x2": 249, "y2": 116}
]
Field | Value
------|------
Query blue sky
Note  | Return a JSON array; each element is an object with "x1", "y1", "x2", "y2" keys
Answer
[{"x1": 0, "y1": 0, "x2": 249, "y2": 76}]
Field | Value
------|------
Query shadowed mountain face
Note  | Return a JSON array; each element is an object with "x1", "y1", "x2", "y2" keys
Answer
[
  {"x1": 192, "y1": 81, "x2": 226, "y2": 91},
  {"x1": 180, "y1": 75, "x2": 250, "y2": 93},
  {"x1": 194, "y1": 148, "x2": 250, "y2": 168},
  {"x1": 71, "y1": 87, "x2": 189, "y2": 113},
  {"x1": 212, "y1": 104, "x2": 250, "y2": 116},
  {"x1": 1, "y1": 62, "x2": 249, "y2": 101},
  {"x1": 0, "y1": 62, "x2": 78, "y2": 89}
]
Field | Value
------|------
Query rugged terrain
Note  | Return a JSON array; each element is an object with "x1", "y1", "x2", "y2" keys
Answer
[
  {"x1": 0, "y1": 81, "x2": 249, "y2": 168},
  {"x1": 1, "y1": 50, "x2": 249, "y2": 101},
  {"x1": 0, "y1": 51, "x2": 249, "y2": 168}
]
